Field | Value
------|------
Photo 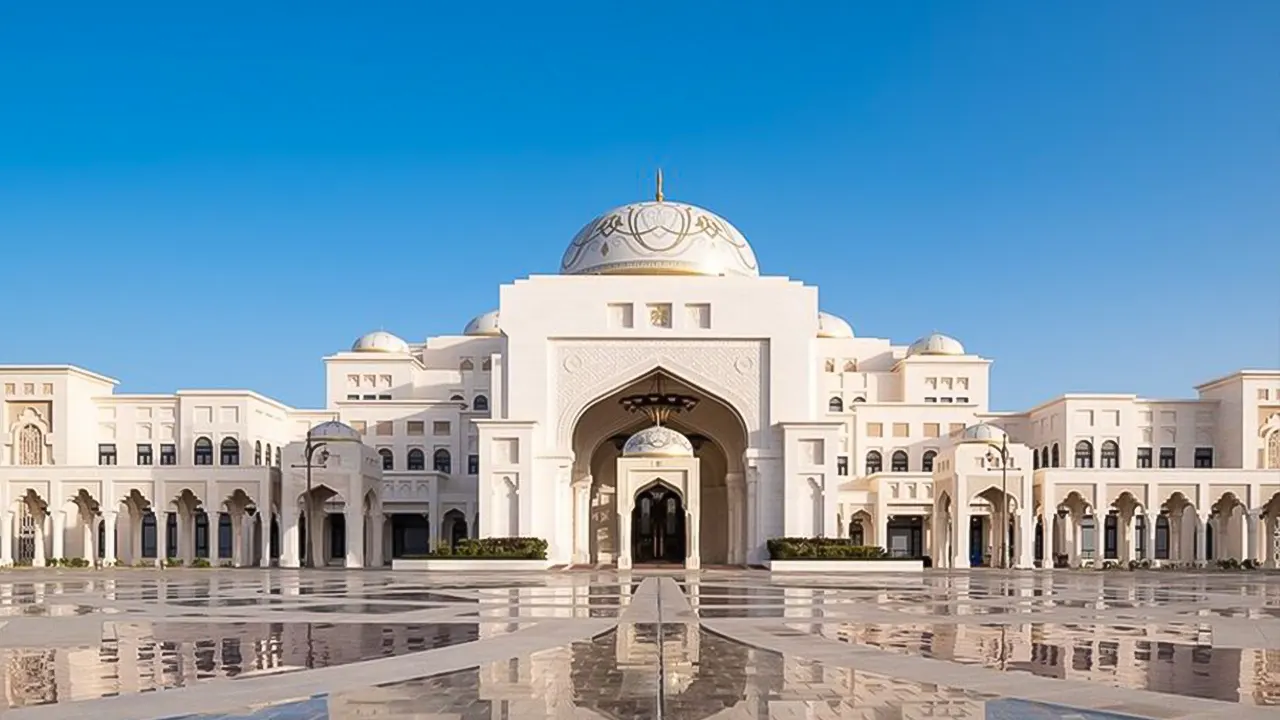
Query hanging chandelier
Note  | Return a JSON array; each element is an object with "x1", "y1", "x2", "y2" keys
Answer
[{"x1": 618, "y1": 375, "x2": 699, "y2": 425}]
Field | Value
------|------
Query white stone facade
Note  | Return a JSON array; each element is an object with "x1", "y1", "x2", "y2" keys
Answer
[{"x1": 2, "y1": 191, "x2": 1278, "y2": 569}]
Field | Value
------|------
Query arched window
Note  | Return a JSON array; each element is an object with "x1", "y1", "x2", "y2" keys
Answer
[
  {"x1": 891, "y1": 450, "x2": 909, "y2": 472},
  {"x1": 194, "y1": 437, "x2": 214, "y2": 466},
  {"x1": 851, "y1": 396, "x2": 866, "y2": 403},
  {"x1": 449, "y1": 394, "x2": 465, "y2": 402},
  {"x1": 407, "y1": 448, "x2": 425, "y2": 471},
  {"x1": 1155, "y1": 514, "x2": 1170, "y2": 559},
  {"x1": 254, "y1": 441, "x2": 263, "y2": 466},
  {"x1": 265, "y1": 443, "x2": 272, "y2": 467},
  {"x1": 1040, "y1": 447, "x2": 1049, "y2": 469},
  {"x1": 473, "y1": 395, "x2": 489, "y2": 412},
  {"x1": 1266, "y1": 430, "x2": 1280, "y2": 469},
  {"x1": 922, "y1": 450, "x2": 937, "y2": 473},
  {"x1": 1033, "y1": 451, "x2": 1040, "y2": 469},
  {"x1": 18, "y1": 424, "x2": 43, "y2": 465},
  {"x1": 865, "y1": 451, "x2": 883, "y2": 475},
  {"x1": 1100, "y1": 440, "x2": 1119, "y2": 468},
  {"x1": 481, "y1": 357, "x2": 492, "y2": 371},
  {"x1": 1051, "y1": 443, "x2": 1060, "y2": 467},
  {"x1": 274, "y1": 448, "x2": 281, "y2": 467},
  {"x1": 1074, "y1": 440, "x2": 1094, "y2": 469},
  {"x1": 220, "y1": 437, "x2": 240, "y2": 466},
  {"x1": 828, "y1": 397, "x2": 843, "y2": 412},
  {"x1": 379, "y1": 448, "x2": 394, "y2": 470},
  {"x1": 850, "y1": 519, "x2": 865, "y2": 545},
  {"x1": 433, "y1": 449, "x2": 452, "y2": 473}
]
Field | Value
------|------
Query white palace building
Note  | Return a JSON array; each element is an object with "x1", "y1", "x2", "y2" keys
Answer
[{"x1": 2, "y1": 181, "x2": 1279, "y2": 570}]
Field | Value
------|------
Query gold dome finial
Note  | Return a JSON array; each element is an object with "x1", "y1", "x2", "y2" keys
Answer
[{"x1": 655, "y1": 168, "x2": 664, "y2": 202}]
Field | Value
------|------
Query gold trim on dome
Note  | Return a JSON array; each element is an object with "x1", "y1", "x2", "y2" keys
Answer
[{"x1": 560, "y1": 201, "x2": 759, "y2": 277}]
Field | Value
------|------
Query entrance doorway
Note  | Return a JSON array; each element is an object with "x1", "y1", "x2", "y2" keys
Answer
[{"x1": 632, "y1": 485, "x2": 686, "y2": 564}]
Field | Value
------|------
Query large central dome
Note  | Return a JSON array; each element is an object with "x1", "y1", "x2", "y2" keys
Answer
[{"x1": 560, "y1": 178, "x2": 759, "y2": 277}]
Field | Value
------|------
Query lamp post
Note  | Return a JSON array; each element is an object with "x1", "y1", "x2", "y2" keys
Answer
[{"x1": 290, "y1": 430, "x2": 329, "y2": 569}]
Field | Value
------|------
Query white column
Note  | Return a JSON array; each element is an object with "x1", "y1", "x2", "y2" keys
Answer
[
  {"x1": 32, "y1": 516, "x2": 47, "y2": 567},
  {"x1": 160, "y1": 510, "x2": 173, "y2": 564},
  {"x1": 1194, "y1": 512, "x2": 1208, "y2": 565},
  {"x1": 344, "y1": 504, "x2": 365, "y2": 568},
  {"x1": 745, "y1": 468, "x2": 759, "y2": 565},
  {"x1": 177, "y1": 511, "x2": 193, "y2": 564},
  {"x1": 230, "y1": 513, "x2": 243, "y2": 567},
  {"x1": 280, "y1": 502, "x2": 299, "y2": 568},
  {"x1": 81, "y1": 514, "x2": 94, "y2": 563},
  {"x1": 428, "y1": 482, "x2": 441, "y2": 551},
  {"x1": 1121, "y1": 512, "x2": 1135, "y2": 563},
  {"x1": 370, "y1": 512, "x2": 384, "y2": 566},
  {"x1": 1245, "y1": 511, "x2": 1259, "y2": 563},
  {"x1": 209, "y1": 513, "x2": 221, "y2": 566},
  {"x1": 51, "y1": 511, "x2": 66, "y2": 562},
  {"x1": 0, "y1": 511, "x2": 12, "y2": 565},
  {"x1": 727, "y1": 480, "x2": 742, "y2": 565},
  {"x1": 1018, "y1": 504, "x2": 1035, "y2": 569},
  {"x1": 1070, "y1": 514, "x2": 1083, "y2": 567},
  {"x1": 952, "y1": 501, "x2": 970, "y2": 569},
  {"x1": 572, "y1": 480, "x2": 591, "y2": 565},
  {"x1": 258, "y1": 512, "x2": 272, "y2": 568},
  {"x1": 102, "y1": 511, "x2": 118, "y2": 565},
  {"x1": 1145, "y1": 513, "x2": 1157, "y2": 562}
]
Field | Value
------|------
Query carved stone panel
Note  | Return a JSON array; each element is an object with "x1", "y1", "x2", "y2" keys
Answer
[{"x1": 554, "y1": 340, "x2": 766, "y2": 447}]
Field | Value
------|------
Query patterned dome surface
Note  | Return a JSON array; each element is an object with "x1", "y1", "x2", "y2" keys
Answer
[
  {"x1": 907, "y1": 332, "x2": 965, "y2": 357},
  {"x1": 463, "y1": 310, "x2": 501, "y2": 336},
  {"x1": 622, "y1": 425, "x2": 695, "y2": 457},
  {"x1": 959, "y1": 423, "x2": 1008, "y2": 444},
  {"x1": 560, "y1": 200, "x2": 759, "y2": 277},
  {"x1": 351, "y1": 330, "x2": 409, "y2": 353},
  {"x1": 309, "y1": 420, "x2": 363, "y2": 441}
]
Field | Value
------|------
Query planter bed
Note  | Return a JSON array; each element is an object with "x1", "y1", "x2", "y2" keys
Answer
[
  {"x1": 765, "y1": 559, "x2": 924, "y2": 573},
  {"x1": 391, "y1": 558, "x2": 551, "y2": 572}
]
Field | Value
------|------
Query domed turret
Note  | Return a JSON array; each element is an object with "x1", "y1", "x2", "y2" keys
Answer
[
  {"x1": 351, "y1": 330, "x2": 409, "y2": 354},
  {"x1": 958, "y1": 423, "x2": 1008, "y2": 445},
  {"x1": 906, "y1": 332, "x2": 965, "y2": 357},
  {"x1": 817, "y1": 311, "x2": 855, "y2": 339},
  {"x1": 308, "y1": 420, "x2": 363, "y2": 442},
  {"x1": 560, "y1": 172, "x2": 759, "y2": 277},
  {"x1": 463, "y1": 310, "x2": 501, "y2": 337},
  {"x1": 622, "y1": 425, "x2": 694, "y2": 458}
]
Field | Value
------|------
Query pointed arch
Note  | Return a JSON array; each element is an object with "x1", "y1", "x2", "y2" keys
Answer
[{"x1": 1074, "y1": 440, "x2": 1094, "y2": 468}]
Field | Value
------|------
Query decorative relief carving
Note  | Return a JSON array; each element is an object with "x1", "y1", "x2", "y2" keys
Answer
[{"x1": 554, "y1": 340, "x2": 766, "y2": 447}]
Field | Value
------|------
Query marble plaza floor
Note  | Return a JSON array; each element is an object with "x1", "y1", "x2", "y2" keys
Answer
[{"x1": 0, "y1": 568, "x2": 1278, "y2": 719}]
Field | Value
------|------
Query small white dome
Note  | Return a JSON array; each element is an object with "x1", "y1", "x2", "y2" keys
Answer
[
  {"x1": 308, "y1": 420, "x2": 363, "y2": 442},
  {"x1": 958, "y1": 423, "x2": 1008, "y2": 445},
  {"x1": 907, "y1": 332, "x2": 965, "y2": 357},
  {"x1": 463, "y1": 310, "x2": 501, "y2": 337},
  {"x1": 351, "y1": 330, "x2": 409, "y2": 353},
  {"x1": 622, "y1": 425, "x2": 694, "y2": 458},
  {"x1": 817, "y1": 311, "x2": 855, "y2": 339}
]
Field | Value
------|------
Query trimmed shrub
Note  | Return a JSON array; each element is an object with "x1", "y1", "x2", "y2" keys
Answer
[
  {"x1": 191, "y1": 558, "x2": 212, "y2": 568},
  {"x1": 766, "y1": 537, "x2": 890, "y2": 560},
  {"x1": 421, "y1": 537, "x2": 548, "y2": 560}
]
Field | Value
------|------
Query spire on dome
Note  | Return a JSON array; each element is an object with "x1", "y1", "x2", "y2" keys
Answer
[{"x1": 655, "y1": 168, "x2": 664, "y2": 202}]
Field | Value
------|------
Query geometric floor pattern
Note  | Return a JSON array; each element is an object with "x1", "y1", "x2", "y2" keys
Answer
[{"x1": 0, "y1": 568, "x2": 1277, "y2": 719}]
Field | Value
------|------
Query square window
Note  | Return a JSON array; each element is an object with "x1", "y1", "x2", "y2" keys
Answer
[
  {"x1": 646, "y1": 303, "x2": 672, "y2": 328},
  {"x1": 407, "y1": 421, "x2": 424, "y2": 436},
  {"x1": 1158, "y1": 447, "x2": 1176, "y2": 468},
  {"x1": 836, "y1": 456, "x2": 848, "y2": 476},
  {"x1": 375, "y1": 421, "x2": 393, "y2": 436},
  {"x1": 892, "y1": 423, "x2": 909, "y2": 438},
  {"x1": 351, "y1": 421, "x2": 367, "y2": 434},
  {"x1": 160, "y1": 443, "x2": 177, "y2": 465},
  {"x1": 98, "y1": 443, "x2": 118, "y2": 466},
  {"x1": 468, "y1": 454, "x2": 479, "y2": 474},
  {"x1": 924, "y1": 423, "x2": 940, "y2": 438},
  {"x1": 866, "y1": 422, "x2": 883, "y2": 438},
  {"x1": 137, "y1": 443, "x2": 153, "y2": 465},
  {"x1": 433, "y1": 421, "x2": 451, "y2": 436}
]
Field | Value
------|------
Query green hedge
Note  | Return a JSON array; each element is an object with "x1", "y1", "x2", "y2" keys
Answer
[
  {"x1": 418, "y1": 537, "x2": 548, "y2": 560},
  {"x1": 767, "y1": 537, "x2": 890, "y2": 560}
]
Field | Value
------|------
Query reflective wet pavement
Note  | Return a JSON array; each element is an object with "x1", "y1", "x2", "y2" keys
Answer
[{"x1": 0, "y1": 569, "x2": 1276, "y2": 718}]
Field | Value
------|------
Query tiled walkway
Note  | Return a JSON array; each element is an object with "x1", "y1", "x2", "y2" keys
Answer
[{"x1": 0, "y1": 568, "x2": 1277, "y2": 718}]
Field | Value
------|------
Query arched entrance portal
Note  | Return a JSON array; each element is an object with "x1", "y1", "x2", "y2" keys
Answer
[
  {"x1": 632, "y1": 484, "x2": 686, "y2": 564},
  {"x1": 568, "y1": 370, "x2": 750, "y2": 567}
]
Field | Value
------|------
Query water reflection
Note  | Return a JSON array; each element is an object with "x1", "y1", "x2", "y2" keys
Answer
[
  {"x1": 277, "y1": 625, "x2": 992, "y2": 719},
  {"x1": 795, "y1": 621, "x2": 1280, "y2": 705},
  {"x1": 0, "y1": 621, "x2": 499, "y2": 709}
]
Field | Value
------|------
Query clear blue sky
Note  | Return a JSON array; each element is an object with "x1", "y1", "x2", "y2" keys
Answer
[{"x1": 2, "y1": 1, "x2": 1277, "y2": 411}]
